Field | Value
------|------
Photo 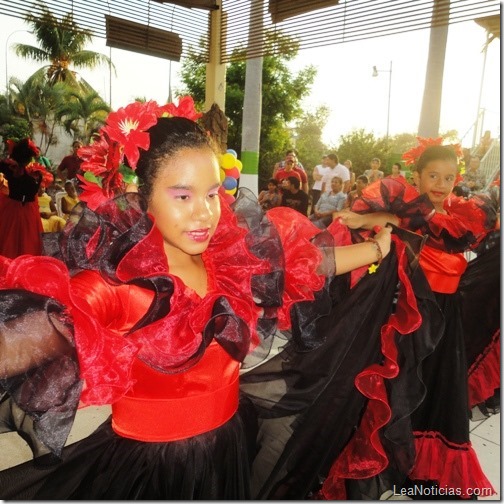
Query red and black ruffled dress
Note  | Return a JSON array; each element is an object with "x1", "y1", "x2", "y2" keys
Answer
[
  {"x1": 320, "y1": 179, "x2": 499, "y2": 499},
  {"x1": 0, "y1": 189, "x2": 355, "y2": 499},
  {"x1": 0, "y1": 160, "x2": 43, "y2": 258}
]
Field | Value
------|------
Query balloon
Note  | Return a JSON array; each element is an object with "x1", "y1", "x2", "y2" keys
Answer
[
  {"x1": 220, "y1": 153, "x2": 237, "y2": 170},
  {"x1": 226, "y1": 149, "x2": 238, "y2": 157},
  {"x1": 223, "y1": 176, "x2": 238, "y2": 190},
  {"x1": 223, "y1": 166, "x2": 240, "y2": 180},
  {"x1": 222, "y1": 192, "x2": 235, "y2": 204},
  {"x1": 235, "y1": 159, "x2": 243, "y2": 172},
  {"x1": 219, "y1": 168, "x2": 226, "y2": 182},
  {"x1": 225, "y1": 187, "x2": 237, "y2": 195}
]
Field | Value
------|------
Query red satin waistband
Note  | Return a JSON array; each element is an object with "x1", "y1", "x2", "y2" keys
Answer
[
  {"x1": 422, "y1": 269, "x2": 461, "y2": 294},
  {"x1": 111, "y1": 376, "x2": 239, "y2": 442}
]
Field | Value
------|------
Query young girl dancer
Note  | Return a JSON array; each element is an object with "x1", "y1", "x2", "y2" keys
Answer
[
  {"x1": 0, "y1": 98, "x2": 392, "y2": 499},
  {"x1": 325, "y1": 142, "x2": 498, "y2": 499}
]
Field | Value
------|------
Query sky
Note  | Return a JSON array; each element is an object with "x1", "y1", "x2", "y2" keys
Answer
[{"x1": 0, "y1": 12, "x2": 500, "y2": 149}]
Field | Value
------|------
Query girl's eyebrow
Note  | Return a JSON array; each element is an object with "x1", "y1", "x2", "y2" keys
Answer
[
  {"x1": 168, "y1": 184, "x2": 192, "y2": 190},
  {"x1": 168, "y1": 183, "x2": 221, "y2": 191}
]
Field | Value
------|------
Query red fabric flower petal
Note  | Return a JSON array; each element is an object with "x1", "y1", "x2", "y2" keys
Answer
[
  {"x1": 158, "y1": 96, "x2": 203, "y2": 121},
  {"x1": 102, "y1": 101, "x2": 159, "y2": 169}
]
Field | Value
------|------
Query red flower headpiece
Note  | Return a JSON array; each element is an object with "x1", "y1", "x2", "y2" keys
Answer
[
  {"x1": 77, "y1": 96, "x2": 203, "y2": 210},
  {"x1": 402, "y1": 136, "x2": 465, "y2": 185},
  {"x1": 402, "y1": 136, "x2": 464, "y2": 166},
  {"x1": 6, "y1": 138, "x2": 39, "y2": 158}
]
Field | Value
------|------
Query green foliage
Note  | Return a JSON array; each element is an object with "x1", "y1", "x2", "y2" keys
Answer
[
  {"x1": 0, "y1": 117, "x2": 32, "y2": 146},
  {"x1": 55, "y1": 89, "x2": 110, "y2": 142},
  {"x1": 179, "y1": 30, "x2": 317, "y2": 190},
  {"x1": 334, "y1": 129, "x2": 392, "y2": 176},
  {"x1": 16, "y1": 2, "x2": 113, "y2": 89},
  {"x1": 294, "y1": 106, "x2": 330, "y2": 186}
]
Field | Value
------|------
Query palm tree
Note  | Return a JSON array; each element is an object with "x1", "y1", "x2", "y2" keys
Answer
[
  {"x1": 14, "y1": 2, "x2": 114, "y2": 91},
  {"x1": 9, "y1": 75, "x2": 71, "y2": 152},
  {"x1": 56, "y1": 90, "x2": 111, "y2": 143}
]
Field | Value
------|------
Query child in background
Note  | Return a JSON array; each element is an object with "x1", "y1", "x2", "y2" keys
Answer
[
  {"x1": 328, "y1": 142, "x2": 498, "y2": 499},
  {"x1": 257, "y1": 178, "x2": 281, "y2": 211}
]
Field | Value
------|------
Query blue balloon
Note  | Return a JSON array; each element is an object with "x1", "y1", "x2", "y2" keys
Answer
[
  {"x1": 226, "y1": 148, "x2": 238, "y2": 158},
  {"x1": 223, "y1": 176, "x2": 238, "y2": 190}
]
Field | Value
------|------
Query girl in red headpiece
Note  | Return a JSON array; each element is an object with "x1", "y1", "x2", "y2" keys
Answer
[
  {"x1": 0, "y1": 98, "x2": 401, "y2": 499},
  {"x1": 323, "y1": 141, "x2": 499, "y2": 499}
]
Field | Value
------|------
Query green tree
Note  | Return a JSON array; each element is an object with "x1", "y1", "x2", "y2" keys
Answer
[
  {"x1": 56, "y1": 90, "x2": 111, "y2": 142},
  {"x1": 293, "y1": 106, "x2": 330, "y2": 186},
  {"x1": 15, "y1": 2, "x2": 113, "y2": 90},
  {"x1": 334, "y1": 129, "x2": 391, "y2": 176},
  {"x1": 179, "y1": 30, "x2": 317, "y2": 189}
]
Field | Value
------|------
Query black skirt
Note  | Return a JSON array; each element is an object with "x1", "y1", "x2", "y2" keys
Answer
[{"x1": 0, "y1": 395, "x2": 257, "y2": 500}]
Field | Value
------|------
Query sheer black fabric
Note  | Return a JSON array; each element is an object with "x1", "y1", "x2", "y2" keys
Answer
[
  {"x1": 0, "y1": 396, "x2": 257, "y2": 500},
  {"x1": 0, "y1": 290, "x2": 81, "y2": 458}
]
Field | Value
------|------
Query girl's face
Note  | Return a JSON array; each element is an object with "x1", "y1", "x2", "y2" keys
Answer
[
  {"x1": 147, "y1": 146, "x2": 221, "y2": 264},
  {"x1": 413, "y1": 158, "x2": 457, "y2": 212}
]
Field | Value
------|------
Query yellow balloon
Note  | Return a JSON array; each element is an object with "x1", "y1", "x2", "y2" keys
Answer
[
  {"x1": 235, "y1": 159, "x2": 243, "y2": 172},
  {"x1": 219, "y1": 168, "x2": 226, "y2": 182},
  {"x1": 220, "y1": 153, "x2": 237, "y2": 170},
  {"x1": 225, "y1": 187, "x2": 237, "y2": 195}
]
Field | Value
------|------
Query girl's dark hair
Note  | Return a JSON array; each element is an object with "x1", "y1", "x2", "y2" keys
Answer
[
  {"x1": 135, "y1": 117, "x2": 215, "y2": 200},
  {"x1": 268, "y1": 178, "x2": 279, "y2": 186},
  {"x1": 10, "y1": 138, "x2": 39, "y2": 167},
  {"x1": 416, "y1": 145, "x2": 458, "y2": 173}
]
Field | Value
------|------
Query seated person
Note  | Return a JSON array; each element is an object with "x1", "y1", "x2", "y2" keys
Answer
[
  {"x1": 344, "y1": 175, "x2": 369, "y2": 209},
  {"x1": 258, "y1": 178, "x2": 281, "y2": 211},
  {"x1": 363, "y1": 157, "x2": 384, "y2": 184},
  {"x1": 61, "y1": 180, "x2": 80, "y2": 218},
  {"x1": 457, "y1": 156, "x2": 485, "y2": 194},
  {"x1": 386, "y1": 162, "x2": 407, "y2": 183},
  {"x1": 38, "y1": 185, "x2": 66, "y2": 232},
  {"x1": 274, "y1": 155, "x2": 309, "y2": 194},
  {"x1": 280, "y1": 176, "x2": 309, "y2": 216},
  {"x1": 309, "y1": 176, "x2": 347, "y2": 228}
]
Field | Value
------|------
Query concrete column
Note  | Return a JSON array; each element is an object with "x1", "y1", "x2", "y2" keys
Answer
[
  {"x1": 239, "y1": 0, "x2": 264, "y2": 196},
  {"x1": 205, "y1": 0, "x2": 226, "y2": 111}
]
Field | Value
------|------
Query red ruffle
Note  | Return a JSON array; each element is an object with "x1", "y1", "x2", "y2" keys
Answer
[
  {"x1": 1, "y1": 196, "x2": 331, "y2": 406},
  {"x1": 468, "y1": 330, "x2": 500, "y2": 408},
  {"x1": 409, "y1": 431, "x2": 496, "y2": 498},
  {"x1": 266, "y1": 207, "x2": 326, "y2": 330},
  {"x1": 321, "y1": 235, "x2": 423, "y2": 499},
  {"x1": 428, "y1": 195, "x2": 493, "y2": 248}
]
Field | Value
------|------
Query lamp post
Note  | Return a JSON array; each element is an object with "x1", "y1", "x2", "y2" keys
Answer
[
  {"x1": 372, "y1": 60, "x2": 393, "y2": 139},
  {"x1": 5, "y1": 29, "x2": 32, "y2": 107}
]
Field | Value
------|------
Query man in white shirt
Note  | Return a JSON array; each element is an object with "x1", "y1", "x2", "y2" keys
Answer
[
  {"x1": 321, "y1": 153, "x2": 351, "y2": 194},
  {"x1": 310, "y1": 155, "x2": 331, "y2": 214}
]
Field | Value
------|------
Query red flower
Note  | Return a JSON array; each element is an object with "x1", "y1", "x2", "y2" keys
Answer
[
  {"x1": 402, "y1": 137, "x2": 443, "y2": 166},
  {"x1": 78, "y1": 133, "x2": 122, "y2": 177},
  {"x1": 77, "y1": 174, "x2": 113, "y2": 211},
  {"x1": 158, "y1": 96, "x2": 202, "y2": 121},
  {"x1": 102, "y1": 101, "x2": 159, "y2": 169},
  {"x1": 402, "y1": 137, "x2": 463, "y2": 168}
]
